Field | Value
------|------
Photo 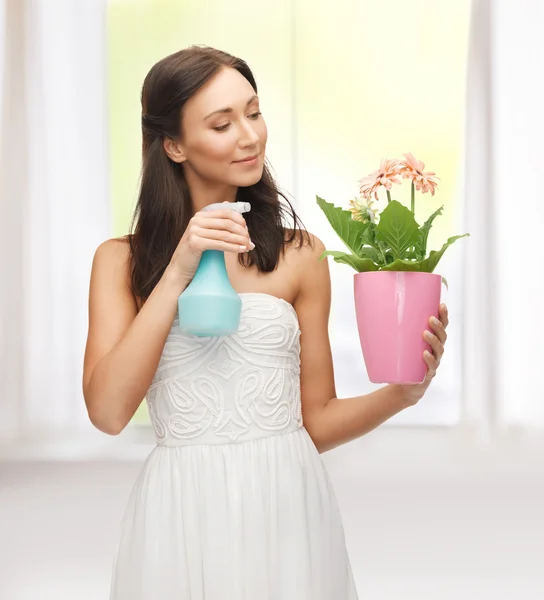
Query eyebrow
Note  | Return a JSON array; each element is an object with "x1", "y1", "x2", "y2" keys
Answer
[{"x1": 204, "y1": 95, "x2": 258, "y2": 120}]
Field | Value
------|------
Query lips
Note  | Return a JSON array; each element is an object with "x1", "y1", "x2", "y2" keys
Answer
[{"x1": 234, "y1": 154, "x2": 259, "y2": 163}]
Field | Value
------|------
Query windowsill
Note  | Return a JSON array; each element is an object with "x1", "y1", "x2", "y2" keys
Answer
[
  {"x1": 0, "y1": 425, "x2": 157, "y2": 462},
  {"x1": 0, "y1": 386, "x2": 462, "y2": 462},
  {"x1": 2, "y1": 422, "x2": 541, "y2": 463},
  {"x1": 0, "y1": 423, "x2": 456, "y2": 462}
]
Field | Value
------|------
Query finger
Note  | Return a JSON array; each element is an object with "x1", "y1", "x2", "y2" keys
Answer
[
  {"x1": 191, "y1": 225, "x2": 252, "y2": 249},
  {"x1": 423, "y1": 329, "x2": 444, "y2": 358},
  {"x1": 428, "y1": 316, "x2": 447, "y2": 345},
  {"x1": 439, "y1": 303, "x2": 449, "y2": 329},
  {"x1": 191, "y1": 236, "x2": 251, "y2": 254},
  {"x1": 210, "y1": 240, "x2": 251, "y2": 253},
  {"x1": 197, "y1": 209, "x2": 247, "y2": 228},
  {"x1": 193, "y1": 217, "x2": 248, "y2": 237},
  {"x1": 423, "y1": 349, "x2": 438, "y2": 377}
]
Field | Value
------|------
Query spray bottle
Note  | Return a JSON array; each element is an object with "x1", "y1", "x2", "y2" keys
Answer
[{"x1": 178, "y1": 201, "x2": 251, "y2": 336}]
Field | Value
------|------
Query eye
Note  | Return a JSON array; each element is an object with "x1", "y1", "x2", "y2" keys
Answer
[
  {"x1": 212, "y1": 123, "x2": 230, "y2": 132},
  {"x1": 248, "y1": 111, "x2": 262, "y2": 120}
]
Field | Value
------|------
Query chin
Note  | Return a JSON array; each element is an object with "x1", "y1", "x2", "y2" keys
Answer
[{"x1": 232, "y1": 168, "x2": 265, "y2": 188}]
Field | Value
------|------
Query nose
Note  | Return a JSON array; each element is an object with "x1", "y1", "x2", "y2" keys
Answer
[{"x1": 238, "y1": 119, "x2": 260, "y2": 148}]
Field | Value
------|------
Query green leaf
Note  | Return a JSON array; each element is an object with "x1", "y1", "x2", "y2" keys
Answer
[
  {"x1": 419, "y1": 234, "x2": 470, "y2": 272},
  {"x1": 316, "y1": 196, "x2": 368, "y2": 254},
  {"x1": 357, "y1": 246, "x2": 384, "y2": 265},
  {"x1": 416, "y1": 205, "x2": 444, "y2": 259},
  {"x1": 441, "y1": 276, "x2": 449, "y2": 290},
  {"x1": 321, "y1": 250, "x2": 379, "y2": 272},
  {"x1": 381, "y1": 259, "x2": 429, "y2": 272},
  {"x1": 375, "y1": 200, "x2": 420, "y2": 259},
  {"x1": 379, "y1": 233, "x2": 469, "y2": 273}
]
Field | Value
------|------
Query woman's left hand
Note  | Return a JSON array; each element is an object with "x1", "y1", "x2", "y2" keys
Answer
[{"x1": 399, "y1": 303, "x2": 449, "y2": 407}]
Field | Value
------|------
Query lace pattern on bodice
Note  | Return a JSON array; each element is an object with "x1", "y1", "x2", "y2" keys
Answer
[{"x1": 146, "y1": 293, "x2": 303, "y2": 446}]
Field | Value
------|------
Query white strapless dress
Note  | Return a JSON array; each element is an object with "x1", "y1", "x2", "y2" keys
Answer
[{"x1": 110, "y1": 293, "x2": 359, "y2": 599}]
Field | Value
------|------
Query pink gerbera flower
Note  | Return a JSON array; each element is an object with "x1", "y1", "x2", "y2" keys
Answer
[
  {"x1": 358, "y1": 158, "x2": 402, "y2": 201},
  {"x1": 398, "y1": 153, "x2": 440, "y2": 195}
]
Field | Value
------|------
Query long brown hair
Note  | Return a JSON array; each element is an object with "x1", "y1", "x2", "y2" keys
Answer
[{"x1": 129, "y1": 46, "x2": 308, "y2": 300}]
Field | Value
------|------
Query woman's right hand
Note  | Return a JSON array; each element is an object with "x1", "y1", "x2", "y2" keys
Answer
[{"x1": 167, "y1": 205, "x2": 254, "y2": 285}]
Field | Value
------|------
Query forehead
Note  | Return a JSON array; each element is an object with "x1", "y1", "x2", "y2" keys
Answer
[{"x1": 184, "y1": 68, "x2": 257, "y2": 118}]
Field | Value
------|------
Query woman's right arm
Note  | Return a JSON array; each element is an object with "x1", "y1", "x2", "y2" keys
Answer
[
  {"x1": 82, "y1": 239, "x2": 188, "y2": 435},
  {"x1": 82, "y1": 207, "x2": 252, "y2": 435}
]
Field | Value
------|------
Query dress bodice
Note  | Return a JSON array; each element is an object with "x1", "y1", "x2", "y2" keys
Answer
[{"x1": 146, "y1": 293, "x2": 303, "y2": 446}]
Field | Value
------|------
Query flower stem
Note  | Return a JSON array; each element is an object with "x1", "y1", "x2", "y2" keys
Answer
[
  {"x1": 377, "y1": 242, "x2": 388, "y2": 265},
  {"x1": 386, "y1": 190, "x2": 392, "y2": 204},
  {"x1": 410, "y1": 181, "x2": 415, "y2": 214}
]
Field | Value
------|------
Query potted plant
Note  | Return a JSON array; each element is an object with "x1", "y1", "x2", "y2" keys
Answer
[{"x1": 317, "y1": 153, "x2": 469, "y2": 384}]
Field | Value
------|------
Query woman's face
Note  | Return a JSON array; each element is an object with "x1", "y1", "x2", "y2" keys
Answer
[{"x1": 176, "y1": 67, "x2": 268, "y2": 188}]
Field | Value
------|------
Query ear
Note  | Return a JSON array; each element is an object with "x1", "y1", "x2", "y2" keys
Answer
[{"x1": 163, "y1": 137, "x2": 186, "y2": 163}]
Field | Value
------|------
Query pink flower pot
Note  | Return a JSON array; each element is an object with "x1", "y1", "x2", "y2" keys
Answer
[{"x1": 354, "y1": 271, "x2": 442, "y2": 384}]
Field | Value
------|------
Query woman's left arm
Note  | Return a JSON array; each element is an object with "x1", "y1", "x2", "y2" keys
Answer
[{"x1": 294, "y1": 235, "x2": 448, "y2": 454}]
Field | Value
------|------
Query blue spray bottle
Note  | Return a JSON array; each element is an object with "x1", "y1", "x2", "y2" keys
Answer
[{"x1": 177, "y1": 201, "x2": 251, "y2": 337}]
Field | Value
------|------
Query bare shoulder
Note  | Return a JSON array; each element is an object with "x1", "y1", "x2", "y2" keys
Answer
[
  {"x1": 89, "y1": 235, "x2": 138, "y2": 313},
  {"x1": 284, "y1": 228, "x2": 323, "y2": 253},
  {"x1": 283, "y1": 230, "x2": 329, "y2": 302},
  {"x1": 91, "y1": 236, "x2": 134, "y2": 292},
  {"x1": 93, "y1": 236, "x2": 131, "y2": 269},
  {"x1": 285, "y1": 230, "x2": 326, "y2": 270}
]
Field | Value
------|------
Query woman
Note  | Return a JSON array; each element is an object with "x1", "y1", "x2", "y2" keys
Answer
[{"x1": 83, "y1": 46, "x2": 448, "y2": 599}]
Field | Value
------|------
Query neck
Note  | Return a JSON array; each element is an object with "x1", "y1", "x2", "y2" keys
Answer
[{"x1": 184, "y1": 168, "x2": 238, "y2": 214}]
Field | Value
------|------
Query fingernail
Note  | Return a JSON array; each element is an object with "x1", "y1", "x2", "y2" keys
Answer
[
  {"x1": 431, "y1": 317, "x2": 440, "y2": 326},
  {"x1": 239, "y1": 245, "x2": 247, "y2": 251},
  {"x1": 424, "y1": 330, "x2": 433, "y2": 340},
  {"x1": 249, "y1": 241, "x2": 255, "y2": 250}
]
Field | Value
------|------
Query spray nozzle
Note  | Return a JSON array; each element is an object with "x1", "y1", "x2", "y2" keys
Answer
[{"x1": 202, "y1": 201, "x2": 251, "y2": 215}]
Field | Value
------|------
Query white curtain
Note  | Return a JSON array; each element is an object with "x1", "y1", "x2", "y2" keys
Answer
[
  {"x1": 463, "y1": 0, "x2": 544, "y2": 431},
  {"x1": 0, "y1": 0, "x2": 111, "y2": 443}
]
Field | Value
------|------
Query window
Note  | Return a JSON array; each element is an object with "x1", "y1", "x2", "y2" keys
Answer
[{"x1": 108, "y1": 0, "x2": 471, "y2": 426}]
